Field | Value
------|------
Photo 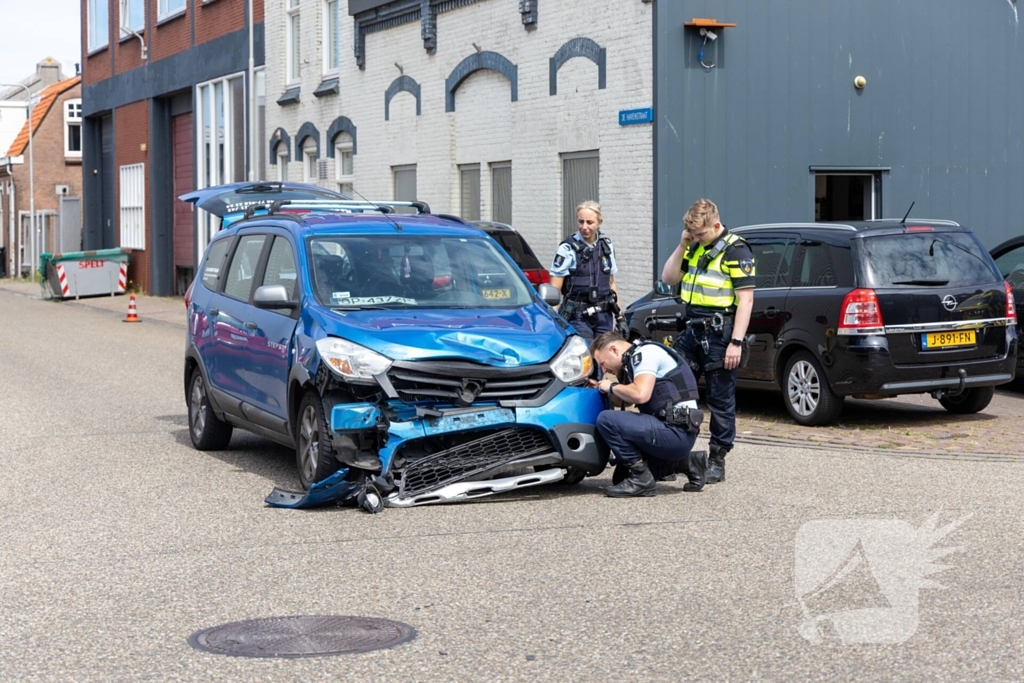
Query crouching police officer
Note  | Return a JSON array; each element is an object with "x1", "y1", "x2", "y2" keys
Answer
[
  {"x1": 589, "y1": 332, "x2": 709, "y2": 497},
  {"x1": 549, "y1": 201, "x2": 624, "y2": 340},
  {"x1": 660, "y1": 198, "x2": 755, "y2": 485}
]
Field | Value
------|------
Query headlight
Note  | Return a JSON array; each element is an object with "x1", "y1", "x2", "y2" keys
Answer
[
  {"x1": 316, "y1": 337, "x2": 392, "y2": 382},
  {"x1": 550, "y1": 335, "x2": 593, "y2": 384}
]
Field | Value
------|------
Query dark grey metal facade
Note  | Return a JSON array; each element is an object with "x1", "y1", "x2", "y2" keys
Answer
[{"x1": 654, "y1": 0, "x2": 1024, "y2": 277}]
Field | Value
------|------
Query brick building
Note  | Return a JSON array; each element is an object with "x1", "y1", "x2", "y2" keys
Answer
[
  {"x1": 80, "y1": 0, "x2": 265, "y2": 295},
  {"x1": 0, "y1": 75, "x2": 83, "y2": 278},
  {"x1": 264, "y1": 0, "x2": 655, "y2": 305}
]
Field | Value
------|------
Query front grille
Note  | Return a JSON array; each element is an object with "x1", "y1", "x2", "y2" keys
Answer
[
  {"x1": 387, "y1": 362, "x2": 553, "y2": 404},
  {"x1": 398, "y1": 428, "x2": 553, "y2": 498}
]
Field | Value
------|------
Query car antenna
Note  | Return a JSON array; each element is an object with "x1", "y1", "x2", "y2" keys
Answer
[
  {"x1": 348, "y1": 186, "x2": 403, "y2": 232},
  {"x1": 900, "y1": 201, "x2": 915, "y2": 224}
]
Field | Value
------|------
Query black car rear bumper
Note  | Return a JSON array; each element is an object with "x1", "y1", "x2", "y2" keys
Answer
[{"x1": 828, "y1": 331, "x2": 1018, "y2": 396}]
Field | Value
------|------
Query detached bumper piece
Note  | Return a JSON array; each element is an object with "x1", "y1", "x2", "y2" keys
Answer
[
  {"x1": 387, "y1": 467, "x2": 567, "y2": 507},
  {"x1": 390, "y1": 427, "x2": 556, "y2": 506},
  {"x1": 264, "y1": 468, "x2": 361, "y2": 509}
]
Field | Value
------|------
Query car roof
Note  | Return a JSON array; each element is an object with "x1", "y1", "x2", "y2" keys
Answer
[
  {"x1": 470, "y1": 220, "x2": 515, "y2": 232},
  {"x1": 733, "y1": 218, "x2": 964, "y2": 235},
  {"x1": 224, "y1": 212, "x2": 489, "y2": 239}
]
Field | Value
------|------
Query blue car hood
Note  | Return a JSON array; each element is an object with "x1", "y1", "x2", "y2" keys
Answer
[{"x1": 311, "y1": 303, "x2": 567, "y2": 366}]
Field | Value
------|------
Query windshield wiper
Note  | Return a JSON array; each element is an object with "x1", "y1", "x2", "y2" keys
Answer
[{"x1": 891, "y1": 279, "x2": 949, "y2": 286}]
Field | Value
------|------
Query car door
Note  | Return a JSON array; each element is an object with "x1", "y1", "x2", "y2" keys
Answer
[
  {"x1": 741, "y1": 233, "x2": 798, "y2": 382},
  {"x1": 243, "y1": 234, "x2": 301, "y2": 421},
  {"x1": 783, "y1": 235, "x2": 854, "y2": 371},
  {"x1": 206, "y1": 232, "x2": 270, "y2": 409},
  {"x1": 993, "y1": 239, "x2": 1024, "y2": 316}
]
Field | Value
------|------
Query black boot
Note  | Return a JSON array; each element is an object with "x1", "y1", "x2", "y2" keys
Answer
[
  {"x1": 605, "y1": 461, "x2": 657, "y2": 498},
  {"x1": 683, "y1": 449, "x2": 707, "y2": 492},
  {"x1": 706, "y1": 446, "x2": 726, "y2": 484},
  {"x1": 646, "y1": 458, "x2": 677, "y2": 482}
]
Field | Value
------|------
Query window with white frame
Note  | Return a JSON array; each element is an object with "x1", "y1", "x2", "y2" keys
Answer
[
  {"x1": 119, "y1": 164, "x2": 146, "y2": 250},
  {"x1": 64, "y1": 100, "x2": 82, "y2": 158},
  {"x1": 491, "y1": 161, "x2": 511, "y2": 224},
  {"x1": 121, "y1": 0, "x2": 145, "y2": 37},
  {"x1": 276, "y1": 143, "x2": 289, "y2": 182},
  {"x1": 195, "y1": 73, "x2": 246, "y2": 255},
  {"x1": 159, "y1": 0, "x2": 186, "y2": 20},
  {"x1": 459, "y1": 164, "x2": 481, "y2": 221},
  {"x1": 88, "y1": 0, "x2": 109, "y2": 51},
  {"x1": 287, "y1": 0, "x2": 301, "y2": 83},
  {"x1": 323, "y1": 0, "x2": 339, "y2": 74},
  {"x1": 303, "y1": 138, "x2": 318, "y2": 183},
  {"x1": 255, "y1": 69, "x2": 266, "y2": 180},
  {"x1": 334, "y1": 133, "x2": 353, "y2": 196}
]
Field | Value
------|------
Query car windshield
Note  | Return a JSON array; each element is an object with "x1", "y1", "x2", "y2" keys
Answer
[
  {"x1": 857, "y1": 232, "x2": 1002, "y2": 288},
  {"x1": 308, "y1": 234, "x2": 536, "y2": 309}
]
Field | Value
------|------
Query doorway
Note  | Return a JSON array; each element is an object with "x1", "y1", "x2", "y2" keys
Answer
[{"x1": 815, "y1": 173, "x2": 879, "y2": 221}]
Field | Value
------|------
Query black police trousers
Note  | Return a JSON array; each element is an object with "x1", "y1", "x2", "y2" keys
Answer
[
  {"x1": 675, "y1": 324, "x2": 737, "y2": 453},
  {"x1": 595, "y1": 410, "x2": 697, "y2": 466}
]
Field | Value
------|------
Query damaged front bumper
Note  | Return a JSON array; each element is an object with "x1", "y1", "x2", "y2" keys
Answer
[{"x1": 265, "y1": 385, "x2": 608, "y2": 510}]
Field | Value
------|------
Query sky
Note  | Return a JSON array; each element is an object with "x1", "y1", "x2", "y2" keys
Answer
[{"x1": 0, "y1": 0, "x2": 81, "y2": 88}]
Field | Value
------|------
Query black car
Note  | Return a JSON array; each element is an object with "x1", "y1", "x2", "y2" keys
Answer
[
  {"x1": 624, "y1": 220, "x2": 1018, "y2": 425},
  {"x1": 991, "y1": 235, "x2": 1023, "y2": 375}
]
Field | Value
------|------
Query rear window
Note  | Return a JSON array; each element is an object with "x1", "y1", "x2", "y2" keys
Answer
[
  {"x1": 488, "y1": 231, "x2": 543, "y2": 270},
  {"x1": 857, "y1": 232, "x2": 1002, "y2": 288},
  {"x1": 200, "y1": 238, "x2": 231, "y2": 291}
]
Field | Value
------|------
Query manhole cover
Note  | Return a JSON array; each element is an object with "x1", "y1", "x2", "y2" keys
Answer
[{"x1": 187, "y1": 616, "x2": 417, "y2": 658}]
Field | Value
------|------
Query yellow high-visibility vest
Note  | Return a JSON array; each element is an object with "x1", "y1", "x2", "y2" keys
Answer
[{"x1": 679, "y1": 232, "x2": 748, "y2": 311}]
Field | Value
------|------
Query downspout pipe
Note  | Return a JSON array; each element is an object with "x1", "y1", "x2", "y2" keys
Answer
[{"x1": 248, "y1": 0, "x2": 256, "y2": 181}]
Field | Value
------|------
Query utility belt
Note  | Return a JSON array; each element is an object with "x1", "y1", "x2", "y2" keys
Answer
[
  {"x1": 560, "y1": 291, "x2": 620, "y2": 321},
  {"x1": 678, "y1": 311, "x2": 754, "y2": 372},
  {"x1": 654, "y1": 399, "x2": 704, "y2": 433}
]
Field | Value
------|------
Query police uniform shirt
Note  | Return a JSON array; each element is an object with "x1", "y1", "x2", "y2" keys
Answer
[
  {"x1": 683, "y1": 228, "x2": 756, "y2": 317},
  {"x1": 549, "y1": 232, "x2": 619, "y2": 279},
  {"x1": 629, "y1": 343, "x2": 679, "y2": 380}
]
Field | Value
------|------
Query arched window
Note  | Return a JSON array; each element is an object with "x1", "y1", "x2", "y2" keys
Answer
[
  {"x1": 276, "y1": 142, "x2": 289, "y2": 182},
  {"x1": 334, "y1": 132, "x2": 354, "y2": 196}
]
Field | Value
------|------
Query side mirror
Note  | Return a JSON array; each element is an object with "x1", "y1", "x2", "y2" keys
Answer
[
  {"x1": 654, "y1": 280, "x2": 675, "y2": 297},
  {"x1": 254, "y1": 284, "x2": 298, "y2": 310},
  {"x1": 536, "y1": 283, "x2": 561, "y2": 307}
]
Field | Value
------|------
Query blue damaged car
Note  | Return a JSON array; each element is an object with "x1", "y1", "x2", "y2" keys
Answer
[{"x1": 180, "y1": 184, "x2": 608, "y2": 512}]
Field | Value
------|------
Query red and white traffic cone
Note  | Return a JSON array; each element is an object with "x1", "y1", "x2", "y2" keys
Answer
[{"x1": 123, "y1": 293, "x2": 141, "y2": 323}]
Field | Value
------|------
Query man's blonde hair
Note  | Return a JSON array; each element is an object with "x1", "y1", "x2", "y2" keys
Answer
[{"x1": 683, "y1": 198, "x2": 720, "y2": 231}]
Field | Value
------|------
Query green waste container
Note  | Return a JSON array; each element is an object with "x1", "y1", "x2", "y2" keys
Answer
[{"x1": 40, "y1": 248, "x2": 132, "y2": 299}]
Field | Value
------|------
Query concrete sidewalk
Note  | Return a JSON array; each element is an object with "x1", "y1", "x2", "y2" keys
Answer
[
  {"x1": 0, "y1": 278, "x2": 187, "y2": 328},
  {"x1": 2, "y1": 276, "x2": 1021, "y2": 457}
]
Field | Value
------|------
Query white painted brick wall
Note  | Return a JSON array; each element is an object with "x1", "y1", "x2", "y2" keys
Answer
[{"x1": 265, "y1": 0, "x2": 654, "y2": 304}]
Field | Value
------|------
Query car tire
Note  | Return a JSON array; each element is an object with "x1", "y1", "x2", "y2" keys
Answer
[
  {"x1": 562, "y1": 467, "x2": 587, "y2": 485},
  {"x1": 938, "y1": 386, "x2": 995, "y2": 414},
  {"x1": 782, "y1": 351, "x2": 844, "y2": 426},
  {"x1": 187, "y1": 367, "x2": 233, "y2": 450},
  {"x1": 295, "y1": 391, "x2": 343, "y2": 489}
]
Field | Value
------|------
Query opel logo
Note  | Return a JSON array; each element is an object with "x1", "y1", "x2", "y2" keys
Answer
[{"x1": 941, "y1": 295, "x2": 957, "y2": 311}]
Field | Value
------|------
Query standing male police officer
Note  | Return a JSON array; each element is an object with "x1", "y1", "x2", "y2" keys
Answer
[
  {"x1": 660, "y1": 198, "x2": 755, "y2": 485},
  {"x1": 589, "y1": 332, "x2": 708, "y2": 497},
  {"x1": 549, "y1": 201, "x2": 622, "y2": 339}
]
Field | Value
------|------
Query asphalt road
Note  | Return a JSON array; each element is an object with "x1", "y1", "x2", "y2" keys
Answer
[{"x1": 1, "y1": 288, "x2": 1022, "y2": 682}]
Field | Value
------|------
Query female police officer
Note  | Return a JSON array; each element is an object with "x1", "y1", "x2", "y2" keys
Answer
[
  {"x1": 549, "y1": 201, "x2": 621, "y2": 340},
  {"x1": 589, "y1": 332, "x2": 709, "y2": 497}
]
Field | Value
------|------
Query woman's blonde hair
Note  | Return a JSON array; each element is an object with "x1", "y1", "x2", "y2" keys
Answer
[
  {"x1": 683, "y1": 198, "x2": 720, "y2": 231},
  {"x1": 575, "y1": 200, "x2": 603, "y2": 223}
]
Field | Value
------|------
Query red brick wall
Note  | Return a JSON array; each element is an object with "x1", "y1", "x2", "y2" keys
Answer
[
  {"x1": 114, "y1": 100, "x2": 151, "y2": 290},
  {"x1": 196, "y1": 0, "x2": 244, "y2": 46},
  {"x1": 82, "y1": 0, "x2": 112, "y2": 86},
  {"x1": 254, "y1": 0, "x2": 263, "y2": 25},
  {"x1": 149, "y1": 0, "x2": 192, "y2": 63},
  {"x1": 114, "y1": 0, "x2": 147, "y2": 76}
]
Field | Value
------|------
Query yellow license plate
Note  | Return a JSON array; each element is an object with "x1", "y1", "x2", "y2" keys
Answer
[
  {"x1": 482, "y1": 288, "x2": 511, "y2": 300},
  {"x1": 922, "y1": 330, "x2": 976, "y2": 349}
]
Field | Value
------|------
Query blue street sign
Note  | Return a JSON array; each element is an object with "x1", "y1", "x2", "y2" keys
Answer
[{"x1": 618, "y1": 107, "x2": 654, "y2": 125}]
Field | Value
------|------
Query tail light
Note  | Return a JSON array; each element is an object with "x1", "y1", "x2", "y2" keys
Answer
[
  {"x1": 838, "y1": 288, "x2": 884, "y2": 334},
  {"x1": 523, "y1": 268, "x2": 551, "y2": 285},
  {"x1": 1007, "y1": 281, "x2": 1017, "y2": 322},
  {"x1": 184, "y1": 281, "x2": 194, "y2": 309}
]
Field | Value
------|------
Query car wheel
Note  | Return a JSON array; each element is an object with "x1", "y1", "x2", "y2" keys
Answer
[
  {"x1": 187, "y1": 367, "x2": 233, "y2": 450},
  {"x1": 782, "y1": 351, "x2": 844, "y2": 426},
  {"x1": 295, "y1": 391, "x2": 342, "y2": 489},
  {"x1": 938, "y1": 386, "x2": 995, "y2": 414},
  {"x1": 562, "y1": 467, "x2": 587, "y2": 485}
]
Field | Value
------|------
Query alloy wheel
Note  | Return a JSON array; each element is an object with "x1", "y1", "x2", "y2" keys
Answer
[
  {"x1": 190, "y1": 376, "x2": 208, "y2": 440},
  {"x1": 298, "y1": 404, "x2": 320, "y2": 484},
  {"x1": 787, "y1": 359, "x2": 821, "y2": 417}
]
